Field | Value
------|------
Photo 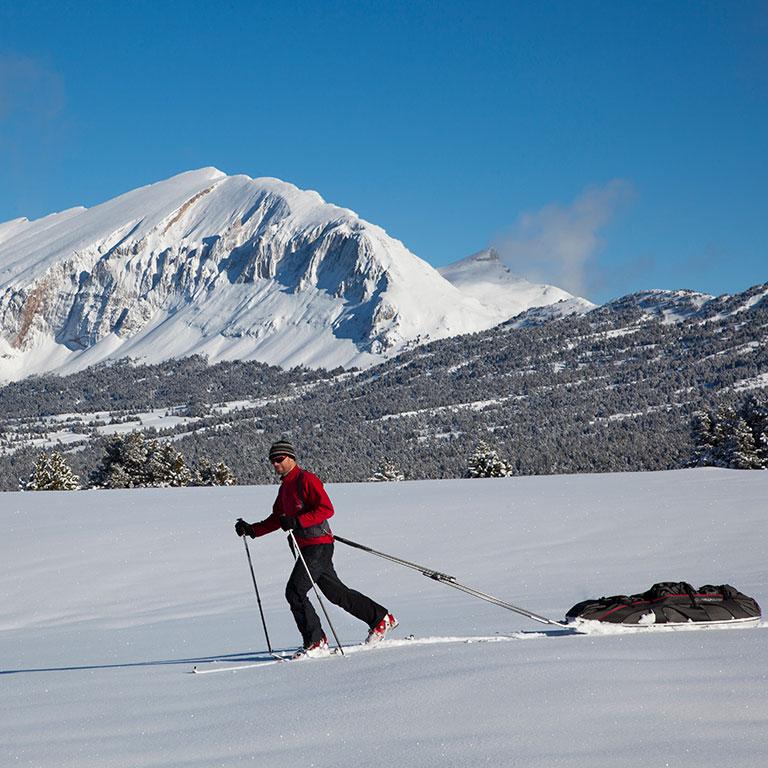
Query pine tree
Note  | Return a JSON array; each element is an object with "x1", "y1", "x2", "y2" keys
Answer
[
  {"x1": 710, "y1": 406, "x2": 736, "y2": 468},
  {"x1": 196, "y1": 458, "x2": 237, "y2": 486},
  {"x1": 89, "y1": 432, "x2": 150, "y2": 488},
  {"x1": 741, "y1": 394, "x2": 768, "y2": 468},
  {"x1": 467, "y1": 440, "x2": 513, "y2": 478},
  {"x1": 23, "y1": 451, "x2": 80, "y2": 491},
  {"x1": 691, "y1": 400, "x2": 768, "y2": 470},
  {"x1": 145, "y1": 441, "x2": 193, "y2": 487},
  {"x1": 368, "y1": 458, "x2": 405, "y2": 482},
  {"x1": 212, "y1": 461, "x2": 237, "y2": 486},
  {"x1": 721, "y1": 415, "x2": 763, "y2": 470},
  {"x1": 89, "y1": 433, "x2": 202, "y2": 488},
  {"x1": 690, "y1": 410, "x2": 716, "y2": 467}
]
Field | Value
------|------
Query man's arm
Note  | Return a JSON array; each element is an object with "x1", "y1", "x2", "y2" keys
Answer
[{"x1": 244, "y1": 496, "x2": 283, "y2": 537}]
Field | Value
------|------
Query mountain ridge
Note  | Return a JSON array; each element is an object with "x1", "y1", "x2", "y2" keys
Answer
[{"x1": 0, "y1": 169, "x2": 583, "y2": 380}]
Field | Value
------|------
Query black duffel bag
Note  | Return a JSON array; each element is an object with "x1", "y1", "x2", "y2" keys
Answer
[{"x1": 566, "y1": 582, "x2": 761, "y2": 624}]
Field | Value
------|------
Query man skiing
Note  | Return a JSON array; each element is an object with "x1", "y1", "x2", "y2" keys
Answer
[{"x1": 235, "y1": 439, "x2": 397, "y2": 658}]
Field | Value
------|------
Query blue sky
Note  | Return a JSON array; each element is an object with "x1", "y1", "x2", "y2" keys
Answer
[{"x1": 1, "y1": 0, "x2": 765, "y2": 302}]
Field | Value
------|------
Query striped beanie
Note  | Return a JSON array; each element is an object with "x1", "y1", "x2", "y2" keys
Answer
[{"x1": 268, "y1": 439, "x2": 297, "y2": 461}]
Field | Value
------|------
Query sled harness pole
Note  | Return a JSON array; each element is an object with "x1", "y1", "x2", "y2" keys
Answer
[
  {"x1": 334, "y1": 535, "x2": 562, "y2": 628},
  {"x1": 239, "y1": 523, "x2": 274, "y2": 654},
  {"x1": 287, "y1": 530, "x2": 346, "y2": 655}
]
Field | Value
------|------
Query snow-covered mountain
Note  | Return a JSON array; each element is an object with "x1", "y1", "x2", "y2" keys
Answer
[
  {"x1": 0, "y1": 170, "x2": 583, "y2": 381},
  {"x1": 595, "y1": 284, "x2": 768, "y2": 323},
  {"x1": 439, "y1": 248, "x2": 595, "y2": 319}
]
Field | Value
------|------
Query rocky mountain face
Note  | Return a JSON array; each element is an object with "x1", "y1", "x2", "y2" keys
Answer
[{"x1": 0, "y1": 169, "x2": 583, "y2": 381}]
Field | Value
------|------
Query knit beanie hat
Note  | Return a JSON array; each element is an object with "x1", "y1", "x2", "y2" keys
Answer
[{"x1": 268, "y1": 439, "x2": 297, "y2": 461}]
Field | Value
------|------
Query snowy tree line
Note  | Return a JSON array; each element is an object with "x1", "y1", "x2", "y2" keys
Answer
[
  {"x1": 690, "y1": 394, "x2": 768, "y2": 469},
  {"x1": 2, "y1": 283, "x2": 767, "y2": 489},
  {"x1": 22, "y1": 433, "x2": 235, "y2": 491},
  {"x1": 22, "y1": 438, "x2": 506, "y2": 489}
]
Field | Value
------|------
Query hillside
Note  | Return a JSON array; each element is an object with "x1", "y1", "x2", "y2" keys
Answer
[
  {"x1": 2, "y1": 469, "x2": 767, "y2": 766},
  {"x1": 1, "y1": 282, "x2": 766, "y2": 489}
]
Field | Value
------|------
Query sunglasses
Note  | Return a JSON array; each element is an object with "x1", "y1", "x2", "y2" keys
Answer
[{"x1": 270, "y1": 455, "x2": 289, "y2": 463}]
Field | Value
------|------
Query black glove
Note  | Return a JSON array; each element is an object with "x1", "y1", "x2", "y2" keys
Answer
[
  {"x1": 279, "y1": 515, "x2": 296, "y2": 532},
  {"x1": 235, "y1": 519, "x2": 250, "y2": 537}
]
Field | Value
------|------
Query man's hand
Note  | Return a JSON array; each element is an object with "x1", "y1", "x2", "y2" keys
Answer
[
  {"x1": 279, "y1": 515, "x2": 296, "y2": 532},
  {"x1": 235, "y1": 519, "x2": 251, "y2": 537}
]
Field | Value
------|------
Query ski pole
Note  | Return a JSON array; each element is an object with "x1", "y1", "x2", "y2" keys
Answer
[
  {"x1": 287, "y1": 530, "x2": 345, "y2": 655},
  {"x1": 238, "y1": 522, "x2": 274, "y2": 654},
  {"x1": 334, "y1": 535, "x2": 563, "y2": 627}
]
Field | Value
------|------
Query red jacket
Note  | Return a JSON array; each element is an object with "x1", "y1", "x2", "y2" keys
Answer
[{"x1": 250, "y1": 465, "x2": 334, "y2": 548}]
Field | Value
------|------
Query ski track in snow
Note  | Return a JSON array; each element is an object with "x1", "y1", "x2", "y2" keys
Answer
[{"x1": 189, "y1": 621, "x2": 768, "y2": 674}]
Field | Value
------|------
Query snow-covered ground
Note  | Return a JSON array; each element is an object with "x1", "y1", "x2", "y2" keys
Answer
[{"x1": 2, "y1": 468, "x2": 767, "y2": 767}]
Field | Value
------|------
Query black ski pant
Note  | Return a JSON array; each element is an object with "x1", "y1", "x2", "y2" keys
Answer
[{"x1": 285, "y1": 543, "x2": 387, "y2": 647}]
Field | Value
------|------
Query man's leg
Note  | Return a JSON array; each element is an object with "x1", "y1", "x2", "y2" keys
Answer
[
  {"x1": 285, "y1": 550, "x2": 325, "y2": 647},
  {"x1": 315, "y1": 544, "x2": 387, "y2": 628}
]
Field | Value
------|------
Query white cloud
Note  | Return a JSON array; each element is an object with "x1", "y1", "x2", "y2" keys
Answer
[
  {"x1": 0, "y1": 54, "x2": 65, "y2": 122},
  {"x1": 493, "y1": 180, "x2": 634, "y2": 298},
  {"x1": 0, "y1": 55, "x2": 68, "y2": 217}
]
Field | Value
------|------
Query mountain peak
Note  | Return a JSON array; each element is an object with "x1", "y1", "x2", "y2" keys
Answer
[
  {"x1": 438, "y1": 249, "x2": 586, "y2": 320},
  {"x1": 463, "y1": 247, "x2": 503, "y2": 263}
]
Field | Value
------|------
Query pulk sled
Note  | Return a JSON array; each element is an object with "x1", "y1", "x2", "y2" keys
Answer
[{"x1": 334, "y1": 535, "x2": 563, "y2": 628}]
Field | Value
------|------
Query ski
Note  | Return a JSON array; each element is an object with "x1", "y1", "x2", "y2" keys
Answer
[
  {"x1": 190, "y1": 634, "x2": 419, "y2": 674},
  {"x1": 192, "y1": 648, "x2": 343, "y2": 674},
  {"x1": 193, "y1": 658, "x2": 286, "y2": 674},
  {"x1": 190, "y1": 651, "x2": 288, "y2": 674}
]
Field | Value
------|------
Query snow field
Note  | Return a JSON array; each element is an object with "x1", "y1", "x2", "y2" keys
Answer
[{"x1": 1, "y1": 468, "x2": 767, "y2": 767}]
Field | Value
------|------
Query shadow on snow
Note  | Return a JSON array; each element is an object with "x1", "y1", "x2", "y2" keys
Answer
[{"x1": 0, "y1": 648, "x2": 293, "y2": 676}]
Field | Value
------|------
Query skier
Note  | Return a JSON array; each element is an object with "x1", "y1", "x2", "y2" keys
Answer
[{"x1": 235, "y1": 439, "x2": 397, "y2": 658}]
